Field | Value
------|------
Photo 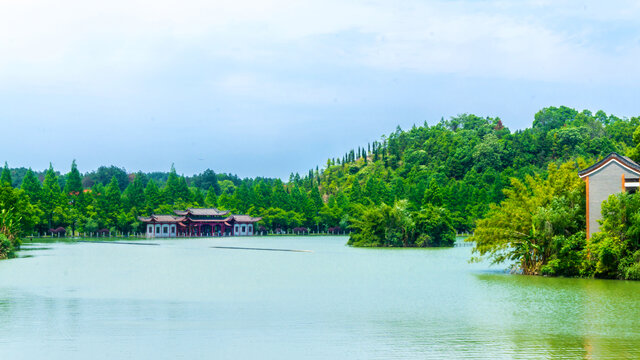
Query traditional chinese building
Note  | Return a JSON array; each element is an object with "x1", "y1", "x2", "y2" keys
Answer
[
  {"x1": 578, "y1": 153, "x2": 640, "y2": 239},
  {"x1": 139, "y1": 208, "x2": 261, "y2": 238}
]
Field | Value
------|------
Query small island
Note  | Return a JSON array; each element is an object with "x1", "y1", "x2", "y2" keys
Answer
[{"x1": 1, "y1": 106, "x2": 639, "y2": 282}]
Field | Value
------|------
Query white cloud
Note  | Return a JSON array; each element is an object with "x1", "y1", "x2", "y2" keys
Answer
[
  {"x1": 214, "y1": 73, "x2": 344, "y2": 105},
  {"x1": 0, "y1": 0, "x2": 639, "y2": 91}
]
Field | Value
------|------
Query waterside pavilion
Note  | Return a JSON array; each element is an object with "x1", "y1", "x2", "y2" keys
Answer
[
  {"x1": 139, "y1": 208, "x2": 261, "y2": 238},
  {"x1": 579, "y1": 153, "x2": 640, "y2": 238}
]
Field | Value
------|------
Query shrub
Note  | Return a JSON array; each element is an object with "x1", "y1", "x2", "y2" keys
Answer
[{"x1": 0, "y1": 234, "x2": 15, "y2": 259}]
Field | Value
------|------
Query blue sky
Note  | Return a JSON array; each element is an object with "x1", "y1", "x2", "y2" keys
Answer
[{"x1": 1, "y1": 0, "x2": 639, "y2": 179}]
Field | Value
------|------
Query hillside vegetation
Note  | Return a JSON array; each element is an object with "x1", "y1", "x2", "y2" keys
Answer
[{"x1": 0, "y1": 106, "x2": 639, "y2": 257}]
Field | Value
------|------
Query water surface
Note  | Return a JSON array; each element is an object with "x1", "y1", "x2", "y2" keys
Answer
[{"x1": 0, "y1": 236, "x2": 638, "y2": 359}]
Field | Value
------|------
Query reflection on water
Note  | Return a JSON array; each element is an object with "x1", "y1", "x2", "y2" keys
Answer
[
  {"x1": 0, "y1": 237, "x2": 638, "y2": 359},
  {"x1": 473, "y1": 273, "x2": 640, "y2": 359}
]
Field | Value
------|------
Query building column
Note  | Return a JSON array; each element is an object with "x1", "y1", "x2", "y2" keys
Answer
[{"x1": 585, "y1": 176, "x2": 590, "y2": 240}]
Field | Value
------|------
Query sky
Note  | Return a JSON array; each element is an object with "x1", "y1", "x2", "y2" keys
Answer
[{"x1": 1, "y1": 0, "x2": 639, "y2": 179}]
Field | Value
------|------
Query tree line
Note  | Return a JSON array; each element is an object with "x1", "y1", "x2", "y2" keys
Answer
[{"x1": 1, "y1": 105, "x2": 639, "y2": 257}]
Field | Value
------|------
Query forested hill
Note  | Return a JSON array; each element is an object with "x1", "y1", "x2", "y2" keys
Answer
[
  {"x1": 1, "y1": 106, "x2": 639, "y2": 236},
  {"x1": 316, "y1": 106, "x2": 638, "y2": 231}
]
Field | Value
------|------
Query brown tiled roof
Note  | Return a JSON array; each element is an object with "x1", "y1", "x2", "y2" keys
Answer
[
  {"x1": 578, "y1": 152, "x2": 640, "y2": 178},
  {"x1": 174, "y1": 208, "x2": 230, "y2": 216},
  {"x1": 138, "y1": 214, "x2": 184, "y2": 223},
  {"x1": 232, "y1": 215, "x2": 262, "y2": 223},
  {"x1": 186, "y1": 218, "x2": 232, "y2": 223}
]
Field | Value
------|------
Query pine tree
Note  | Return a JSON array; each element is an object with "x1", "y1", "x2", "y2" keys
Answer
[
  {"x1": 144, "y1": 180, "x2": 161, "y2": 213},
  {"x1": 272, "y1": 180, "x2": 289, "y2": 210},
  {"x1": 177, "y1": 176, "x2": 191, "y2": 202},
  {"x1": 205, "y1": 186, "x2": 218, "y2": 207},
  {"x1": 105, "y1": 176, "x2": 122, "y2": 225},
  {"x1": 123, "y1": 174, "x2": 146, "y2": 211},
  {"x1": 310, "y1": 186, "x2": 323, "y2": 211},
  {"x1": 163, "y1": 164, "x2": 181, "y2": 204},
  {"x1": 42, "y1": 164, "x2": 64, "y2": 228},
  {"x1": 1, "y1": 162, "x2": 12, "y2": 187},
  {"x1": 191, "y1": 188, "x2": 205, "y2": 206},
  {"x1": 350, "y1": 179, "x2": 364, "y2": 204},
  {"x1": 21, "y1": 168, "x2": 42, "y2": 203},
  {"x1": 63, "y1": 161, "x2": 84, "y2": 236},
  {"x1": 422, "y1": 179, "x2": 443, "y2": 207},
  {"x1": 191, "y1": 169, "x2": 220, "y2": 194},
  {"x1": 254, "y1": 180, "x2": 272, "y2": 209},
  {"x1": 91, "y1": 183, "x2": 107, "y2": 216},
  {"x1": 234, "y1": 183, "x2": 252, "y2": 213},
  {"x1": 64, "y1": 160, "x2": 83, "y2": 195}
]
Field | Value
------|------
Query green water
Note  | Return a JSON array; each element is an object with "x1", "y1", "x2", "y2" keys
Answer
[{"x1": 0, "y1": 236, "x2": 639, "y2": 359}]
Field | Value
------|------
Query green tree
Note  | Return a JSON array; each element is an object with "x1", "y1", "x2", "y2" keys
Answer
[
  {"x1": 191, "y1": 169, "x2": 221, "y2": 194},
  {"x1": 163, "y1": 165, "x2": 190, "y2": 204},
  {"x1": 191, "y1": 188, "x2": 205, "y2": 206},
  {"x1": 104, "y1": 176, "x2": 122, "y2": 226},
  {"x1": 123, "y1": 174, "x2": 146, "y2": 211},
  {"x1": 205, "y1": 186, "x2": 218, "y2": 207},
  {"x1": 422, "y1": 178, "x2": 443, "y2": 207},
  {"x1": 469, "y1": 161, "x2": 586, "y2": 275},
  {"x1": 0, "y1": 185, "x2": 38, "y2": 244},
  {"x1": 628, "y1": 125, "x2": 640, "y2": 163},
  {"x1": 64, "y1": 160, "x2": 83, "y2": 195},
  {"x1": 1, "y1": 162, "x2": 12, "y2": 187},
  {"x1": 144, "y1": 180, "x2": 161, "y2": 212},
  {"x1": 20, "y1": 168, "x2": 42, "y2": 203},
  {"x1": 348, "y1": 200, "x2": 414, "y2": 247},
  {"x1": 413, "y1": 204, "x2": 455, "y2": 247},
  {"x1": 64, "y1": 160, "x2": 84, "y2": 235},
  {"x1": 41, "y1": 164, "x2": 65, "y2": 229},
  {"x1": 587, "y1": 192, "x2": 640, "y2": 280},
  {"x1": 349, "y1": 179, "x2": 364, "y2": 205}
]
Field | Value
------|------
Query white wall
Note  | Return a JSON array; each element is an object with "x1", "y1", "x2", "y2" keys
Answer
[
  {"x1": 234, "y1": 223, "x2": 254, "y2": 236},
  {"x1": 148, "y1": 223, "x2": 177, "y2": 238}
]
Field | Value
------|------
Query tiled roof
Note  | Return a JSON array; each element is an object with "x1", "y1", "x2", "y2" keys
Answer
[
  {"x1": 185, "y1": 218, "x2": 232, "y2": 223},
  {"x1": 140, "y1": 210, "x2": 260, "y2": 224},
  {"x1": 232, "y1": 215, "x2": 262, "y2": 223},
  {"x1": 578, "y1": 152, "x2": 640, "y2": 178},
  {"x1": 174, "y1": 208, "x2": 230, "y2": 216},
  {"x1": 138, "y1": 214, "x2": 184, "y2": 223}
]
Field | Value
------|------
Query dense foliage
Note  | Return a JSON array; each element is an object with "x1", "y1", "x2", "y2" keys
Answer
[
  {"x1": 347, "y1": 201, "x2": 455, "y2": 247},
  {"x1": 470, "y1": 159, "x2": 640, "y2": 280},
  {"x1": 0, "y1": 106, "x2": 638, "y2": 253},
  {"x1": 470, "y1": 161, "x2": 587, "y2": 275},
  {"x1": 0, "y1": 185, "x2": 36, "y2": 258},
  {"x1": 587, "y1": 192, "x2": 640, "y2": 280}
]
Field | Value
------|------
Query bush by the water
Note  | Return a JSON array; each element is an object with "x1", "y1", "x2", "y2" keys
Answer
[
  {"x1": 586, "y1": 192, "x2": 640, "y2": 280},
  {"x1": 470, "y1": 160, "x2": 640, "y2": 280},
  {"x1": 347, "y1": 200, "x2": 455, "y2": 247}
]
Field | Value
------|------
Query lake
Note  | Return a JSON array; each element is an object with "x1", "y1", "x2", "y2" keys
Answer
[{"x1": 1, "y1": 236, "x2": 639, "y2": 359}]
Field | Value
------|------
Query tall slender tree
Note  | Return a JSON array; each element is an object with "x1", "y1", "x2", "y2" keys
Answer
[
  {"x1": 123, "y1": 174, "x2": 146, "y2": 212},
  {"x1": 64, "y1": 160, "x2": 83, "y2": 195},
  {"x1": 144, "y1": 180, "x2": 161, "y2": 213},
  {"x1": 41, "y1": 164, "x2": 64, "y2": 228},
  {"x1": 21, "y1": 168, "x2": 42, "y2": 203},
  {"x1": 0, "y1": 162, "x2": 12, "y2": 187},
  {"x1": 105, "y1": 176, "x2": 122, "y2": 226}
]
